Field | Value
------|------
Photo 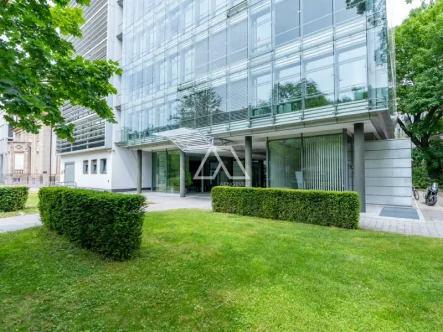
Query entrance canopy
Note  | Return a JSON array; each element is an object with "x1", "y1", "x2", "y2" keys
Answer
[{"x1": 153, "y1": 128, "x2": 229, "y2": 153}]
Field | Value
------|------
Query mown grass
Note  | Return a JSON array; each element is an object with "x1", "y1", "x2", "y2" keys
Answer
[
  {"x1": 0, "y1": 210, "x2": 442, "y2": 331},
  {"x1": 0, "y1": 191, "x2": 39, "y2": 218}
]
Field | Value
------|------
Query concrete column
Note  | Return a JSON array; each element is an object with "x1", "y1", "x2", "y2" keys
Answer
[
  {"x1": 180, "y1": 150, "x2": 186, "y2": 197},
  {"x1": 136, "y1": 150, "x2": 142, "y2": 194},
  {"x1": 354, "y1": 123, "x2": 366, "y2": 212},
  {"x1": 200, "y1": 161, "x2": 204, "y2": 193},
  {"x1": 245, "y1": 136, "x2": 252, "y2": 187}
]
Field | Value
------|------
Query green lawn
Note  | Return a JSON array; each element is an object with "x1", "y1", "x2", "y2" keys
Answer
[
  {"x1": 1, "y1": 210, "x2": 442, "y2": 331},
  {"x1": 0, "y1": 191, "x2": 39, "y2": 218}
]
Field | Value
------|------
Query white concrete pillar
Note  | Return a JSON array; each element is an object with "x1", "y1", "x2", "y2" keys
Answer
[
  {"x1": 245, "y1": 136, "x2": 252, "y2": 187},
  {"x1": 354, "y1": 123, "x2": 366, "y2": 212},
  {"x1": 180, "y1": 150, "x2": 186, "y2": 197}
]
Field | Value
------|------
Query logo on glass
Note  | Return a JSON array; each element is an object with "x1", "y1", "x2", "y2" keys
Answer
[{"x1": 193, "y1": 146, "x2": 251, "y2": 181}]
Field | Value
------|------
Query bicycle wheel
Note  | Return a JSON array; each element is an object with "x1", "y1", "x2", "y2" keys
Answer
[
  {"x1": 413, "y1": 188, "x2": 419, "y2": 200},
  {"x1": 426, "y1": 195, "x2": 437, "y2": 206}
]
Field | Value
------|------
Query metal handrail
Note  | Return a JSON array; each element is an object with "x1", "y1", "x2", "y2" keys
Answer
[{"x1": 46, "y1": 181, "x2": 77, "y2": 188}]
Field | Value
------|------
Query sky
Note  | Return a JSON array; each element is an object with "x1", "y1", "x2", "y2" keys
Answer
[{"x1": 387, "y1": 0, "x2": 423, "y2": 27}]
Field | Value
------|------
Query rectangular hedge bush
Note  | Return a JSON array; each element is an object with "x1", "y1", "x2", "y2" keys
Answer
[
  {"x1": 212, "y1": 187, "x2": 360, "y2": 229},
  {"x1": 38, "y1": 187, "x2": 146, "y2": 260},
  {"x1": 0, "y1": 186, "x2": 29, "y2": 212}
]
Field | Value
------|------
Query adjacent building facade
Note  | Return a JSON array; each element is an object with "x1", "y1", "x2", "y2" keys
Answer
[
  {"x1": 59, "y1": 0, "x2": 412, "y2": 209},
  {"x1": 0, "y1": 111, "x2": 60, "y2": 185},
  {"x1": 58, "y1": 0, "x2": 152, "y2": 191}
]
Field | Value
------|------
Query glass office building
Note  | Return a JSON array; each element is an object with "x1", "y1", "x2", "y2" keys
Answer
[{"x1": 120, "y1": 0, "x2": 392, "y2": 193}]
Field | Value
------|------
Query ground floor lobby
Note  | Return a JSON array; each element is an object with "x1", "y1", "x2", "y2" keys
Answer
[{"x1": 150, "y1": 130, "x2": 353, "y2": 195}]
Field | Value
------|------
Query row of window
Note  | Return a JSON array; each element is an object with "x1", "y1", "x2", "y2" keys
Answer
[
  {"x1": 123, "y1": 40, "x2": 371, "y2": 114},
  {"x1": 125, "y1": 0, "x2": 370, "y2": 46},
  {"x1": 83, "y1": 159, "x2": 107, "y2": 174},
  {"x1": 124, "y1": 0, "x2": 371, "y2": 68},
  {"x1": 122, "y1": 22, "x2": 387, "y2": 107}
]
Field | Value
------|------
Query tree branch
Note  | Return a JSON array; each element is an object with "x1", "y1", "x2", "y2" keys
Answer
[{"x1": 397, "y1": 116, "x2": 423, "y2": 147}]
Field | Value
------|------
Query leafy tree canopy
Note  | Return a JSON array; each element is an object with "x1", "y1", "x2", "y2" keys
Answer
[
  {"x1": 396, "y1": 0, "x2": 443, "y2": 180},
  {"x1": 0, "y1": 0, "x2": 122, "y2": 141}
]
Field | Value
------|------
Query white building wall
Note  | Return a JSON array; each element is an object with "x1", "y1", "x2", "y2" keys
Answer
[
  {"x1": 111, "y1": 148, "x2": 151, "y2": 191},
  {"x1": 365, "y1": 138, "x2": 412, "y2": 207},
  {"x1": 60, "y1": 151, "x2": 112, "y2": 190}
]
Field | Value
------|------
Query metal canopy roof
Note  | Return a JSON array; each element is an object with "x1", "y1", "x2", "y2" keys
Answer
[{"x1": 153, "y1": 128, "x2": 218, "y2": 152}]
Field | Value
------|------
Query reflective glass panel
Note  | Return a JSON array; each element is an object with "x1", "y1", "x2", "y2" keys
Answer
[
  {"x1": 335, "y1": 0, "x2": 366, "y2": 24},
  {"x1": 302, "y1": 0, "x2": 332, "y2": 36},
  {"x1": 275, "y1": 0, "x2": 300, "y2": 46},
  {"x1": 251, "y1": 8, "x2": 272, "y2": 54},
  {"x1": 153, "y1": 152, "x2": 167, "y2": 192}
]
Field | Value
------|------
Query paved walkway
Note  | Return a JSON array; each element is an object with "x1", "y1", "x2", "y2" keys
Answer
[
  {"x1": 145, "y1": 192, "x2": 212, "y2": 211},
  {"x1": 360, "y1": 205, "x2": 443, "y2": 238},
  {"x1": 1, "y1": 192, "x2": 442, "y2": 238},
  {"x1": 0, "y1": 214, "x2": 41, "y2": 233}
]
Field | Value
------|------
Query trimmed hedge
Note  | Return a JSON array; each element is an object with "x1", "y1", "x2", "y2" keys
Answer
[
  {"x1": 0, "y1": 186, "x2": 29, "y2": 212},
  {"x1": 38, "y1": 187, "x2": 146, "y2": 260},
  {"x1": 212, "y1": 187, "x2": 360, "y2": 229}
]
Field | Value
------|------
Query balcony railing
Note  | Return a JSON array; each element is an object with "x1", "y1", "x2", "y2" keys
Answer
[{"x1": 116, "y1": 97, "x2": 389, "y2": 148}]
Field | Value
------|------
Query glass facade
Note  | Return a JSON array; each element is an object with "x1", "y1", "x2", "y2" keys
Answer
[
  {"x1": 153, "y1": 151, "x2": 264, "y2": 193},
  {"x1": 268, "y1": 133, "x2": 347, "y2": 191},
  {"x1": 121, "y1": 0, "x2": 389, "y2": 143},
  {"x1": 152, "y1": 150, "x2": 183, "y2": 192}
]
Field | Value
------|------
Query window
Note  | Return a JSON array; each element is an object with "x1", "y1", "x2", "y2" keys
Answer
[
  {"x1": 155, "y1": 60, "x2": 167, "y2": 91},
  {"x1": 211, "y1": 29, "x2": 227, "y2": 71},
  {"x1": 304, "y1": 52, "x2": 334, "y2": 108},
  {"x1": 335, "y1": 0, "x2": 366, "y2": 25},
  {"x1": 213, "y1": 0, "x2": 226, "y2": 16},
  {"x1": 100, "y1": 159, "x2": 107, "y2": 174},
  {"x1": 169, "y1": 7, "x2": 180, "y2": 36},
  {"x1": 181, "y1": 47, "x2": 195, "y2": 82},
  {"x1": 195, "y1": 38, "x2": 209, "y2": 77},
  {"x1": 303, "y1": 0, "x2": 333, "y2": 36},
  {"x1": 338, "y1": 44, "x2": 368, "y2": 103},
  {"x1": 83, "y1": 160, "x2": 89, "y2": 174},
  {"x1": 251, "y1": 71, "x2": 272, "y2": 116},
  {"x1": 156, "y1": 19, "x2": 166, "y2": 46},
  {"x1": 169, "y1": 53, "x2": 180, "y2": 87},
  {"x1": 251, "y1": 8, "x2": 272, "y2": 54},
  {"x1": 143, "y1": 26, "x2": 153, "y2": 55},
  {"x1": 143, "y1": 65, "x2": 154, "y2": 96},
  {"x1": 229, "y1": 19, "x2": 248, "y2": 63},
  {"x1": 91, "y1": 160, "x2": 97, "y2": 174},
  {"x1": 198, "y1": 0, "x2": 209, "y2": 23},
  {"x1": 275, "y1": 0, "x2": 300, "y2": 46},
  {"x1": 182, "y1": 0, "x2": 194, "y2": 30},
  {"x1": 14, "y1": 153, "x2": 24, "y2": 170},
  {"x1": 228, "y1": 78, "x2": 248, "y2": 117},
  {"x1": 275, "y1": 63, "x2": 302, "y2": 114}
]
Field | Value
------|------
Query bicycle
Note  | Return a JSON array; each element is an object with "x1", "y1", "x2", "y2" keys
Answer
[{"x1": 412, "y1": 186, "x2": 419, "y2": 200}]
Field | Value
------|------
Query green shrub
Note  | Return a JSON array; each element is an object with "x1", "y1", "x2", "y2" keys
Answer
[
  {"x1": 413, "y1": 166, "x2": 443, "y2": 189},
  {"x1": 412, "y1": 166, "x2": 430, "y2": 189},
  {"x1": 38, "y1": 187, "x2": 146, "y2": 260},
  {"x1": 0, "y1": 186, "x2": 29, "y2": 212},
  {"x1": 212, "y1": 187, "x2": 360, "y2": 229}
]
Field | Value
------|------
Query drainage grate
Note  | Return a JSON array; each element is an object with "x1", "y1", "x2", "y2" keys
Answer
[{"x1": 379, "y1": 207, "x2": 419, "y2": 220}]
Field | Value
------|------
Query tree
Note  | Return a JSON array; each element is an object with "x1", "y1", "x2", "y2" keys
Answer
[
  {"x1": 273, "y1": 79, "x2": 333, "y2": 112},
  {"x1": 395, "y1": 0, "x2": 443, "y2": 181},
  {"x1": 0, "y1": 0, "x2": 121, "y2": 142},
  {"x1": 174, "y1": 87, "x2": 223, "y2": 126}
]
